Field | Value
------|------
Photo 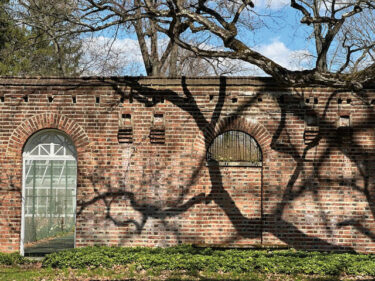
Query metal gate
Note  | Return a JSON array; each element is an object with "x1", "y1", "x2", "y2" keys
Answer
[
  {"x1": 21, "y1": 130, "x2": 77, "y2": 256},
  {"x1": 207, "y1": 130, "x2": 262, "y2": 166}
]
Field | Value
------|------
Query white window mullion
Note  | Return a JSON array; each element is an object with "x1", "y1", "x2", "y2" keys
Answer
[
  {"x1": 22, "y1": 129, "x2": 77, "y2": 255},
  {"x1": 25, "y1": 160, "x2": 33, "y2": 180},
  {"x1": 40, "y1": 160, "x2": 49, "y2": 185},
  {"x1": 58, "y1": 160, "x2": 65, "y2": 184}
]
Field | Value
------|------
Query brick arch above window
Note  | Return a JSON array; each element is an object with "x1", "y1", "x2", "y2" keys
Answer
[
  {"x1": 191, "y1": 116, "x2": 272, "y2": 165},
  {"x1": 6, "y1": 113, "x2": 91, "y2": 163}
]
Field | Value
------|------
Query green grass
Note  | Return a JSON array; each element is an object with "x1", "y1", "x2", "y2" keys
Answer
[
  {"x1": 42, "y1": 245, "x2": 375, "y2": 276},
  {"x1": 2, "y1": 246, "x2": 375, "y2": 280}
]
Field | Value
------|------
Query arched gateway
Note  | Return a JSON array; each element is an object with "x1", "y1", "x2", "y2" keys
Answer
[{"x1": 21, "y1": 129, "x2": 77, "y2": 256}]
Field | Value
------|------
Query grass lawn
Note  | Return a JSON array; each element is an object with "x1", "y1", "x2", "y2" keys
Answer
[
  {"x1": 2, "y1": 246, "x2": 375, "y2": 280},
  {"x1": 0, "y1": 264, "x2": 365, "y2": 281}
]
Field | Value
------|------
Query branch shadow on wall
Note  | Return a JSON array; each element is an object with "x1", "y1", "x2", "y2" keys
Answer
[{"x1": 74, "y1": 76, "x2": 375, "y2": 252}]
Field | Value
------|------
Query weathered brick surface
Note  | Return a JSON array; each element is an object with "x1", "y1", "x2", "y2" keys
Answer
[{"x1": 1, "y1": 76, "x2": 375, "y2": 253}]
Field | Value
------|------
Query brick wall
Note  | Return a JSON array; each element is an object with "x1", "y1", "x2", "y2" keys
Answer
[{"x1": 1, "y1": 76, "x2": 375, "y2": 253}]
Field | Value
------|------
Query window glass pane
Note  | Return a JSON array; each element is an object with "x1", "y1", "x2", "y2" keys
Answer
[
  {"x1": 23, "y1": 130, "x2": 77, "y2": 252},
  {"x1": 40, "y1": 145, "x2": 50, "y2": 155},
  {"x1": 29, "y1": 147, "x2": 39, "y2": 155},
  {"x1": 55, "y1": 144, "x2": 65, "y2": 155},
  {"x1": 23, "y1": 130, "x2": 76, "y2": 157}
]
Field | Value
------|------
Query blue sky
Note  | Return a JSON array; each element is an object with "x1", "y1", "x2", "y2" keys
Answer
[{"x1": 81, "y1": 0, "x2": 315, "y2": 76}]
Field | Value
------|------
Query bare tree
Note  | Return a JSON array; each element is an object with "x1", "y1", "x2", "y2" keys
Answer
[
  {"x1": 12, "y1": 1, "x2": 375, "y2": 84},
  {"x1": 13, "y1": 0, "x2": 252, "y2": 76},
  {"x1": 140, "y1": 0, "x2": 374, "y2": 88},
  {"x1": 335, "y1": 8, "x2": 375, "y2": 73}
]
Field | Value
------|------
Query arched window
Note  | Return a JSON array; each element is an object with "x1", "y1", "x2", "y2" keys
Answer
[
  {"x1": 207, "y1": 130, "x2": 262, "y2": 166},
  {"x1": 21, "y1": 130, "x2": 77, "y2": 255}
]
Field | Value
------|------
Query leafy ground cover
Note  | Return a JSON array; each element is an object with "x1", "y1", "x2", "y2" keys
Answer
[
  {"x1": 1, "y1": 245, "x2": 375, "y2": 280},
  {"x1": 0, "y1": 252, "x2": 31, "y2": 266},
  {"x1": 42, "y1": 245, "x2": 375, "y2": 276}
]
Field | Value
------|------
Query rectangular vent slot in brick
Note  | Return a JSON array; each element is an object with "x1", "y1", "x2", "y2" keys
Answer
[
  {"x1": 121, "y1": 114, "x2": 132, "y2": 126},
  {"x1": 150, "y1": 113, "x2": 165, "y2": 144},
  {"x1": 23, "y1": 96, "x2": 28, "y2": 102},
  {"x1": 0, "y1": 96, "x2": 4, "y2": 102},
  {"x1": 96, "y1": 96, "x2": 100, "y2": 104},
  {"x1": 304, "y1": 129, "x2": 319, "y2": 144},
  {"x1": 150, "y1": 128, "x2": 165, "y2": 144},
  {"x1": 118, "y1": 128, "x2": 133, "y2": 144},
  {"x1": 339, "y1": 115, "x2": 350, "y2": 127},
  {"x1": 48, "y1": 96, "x2": 54, "y2": 103},
  {"x1": 72, "y1": 96, "x2": 76, "y2": 104},
  {"x1": 153, "y1": 113, "x2": 164, "y2": 127},
  {"x1": 119, "y1": 112, "x2": 133, "y2": 144}
]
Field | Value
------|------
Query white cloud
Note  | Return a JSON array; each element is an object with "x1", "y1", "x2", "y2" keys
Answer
[
  {"x1": 80, "y1": 36, "x2": 145, "y2": 76},
  {"x1": 253, "y1": 0, "x2": 289, "y2": 10},
  {"x1": 235, "y1": 39, "x2": 312, "y2": 76},
  {"x1": 80, "y1": 37, "x2": 311, "y2": 77},
  {"x1": 258, "y1": 39, "x2": 311, "y2": 70}
]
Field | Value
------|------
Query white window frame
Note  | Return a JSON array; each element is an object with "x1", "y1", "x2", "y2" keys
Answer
[{"x1": 20, "y1": 129, "x2": 77, "y2": 256}]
